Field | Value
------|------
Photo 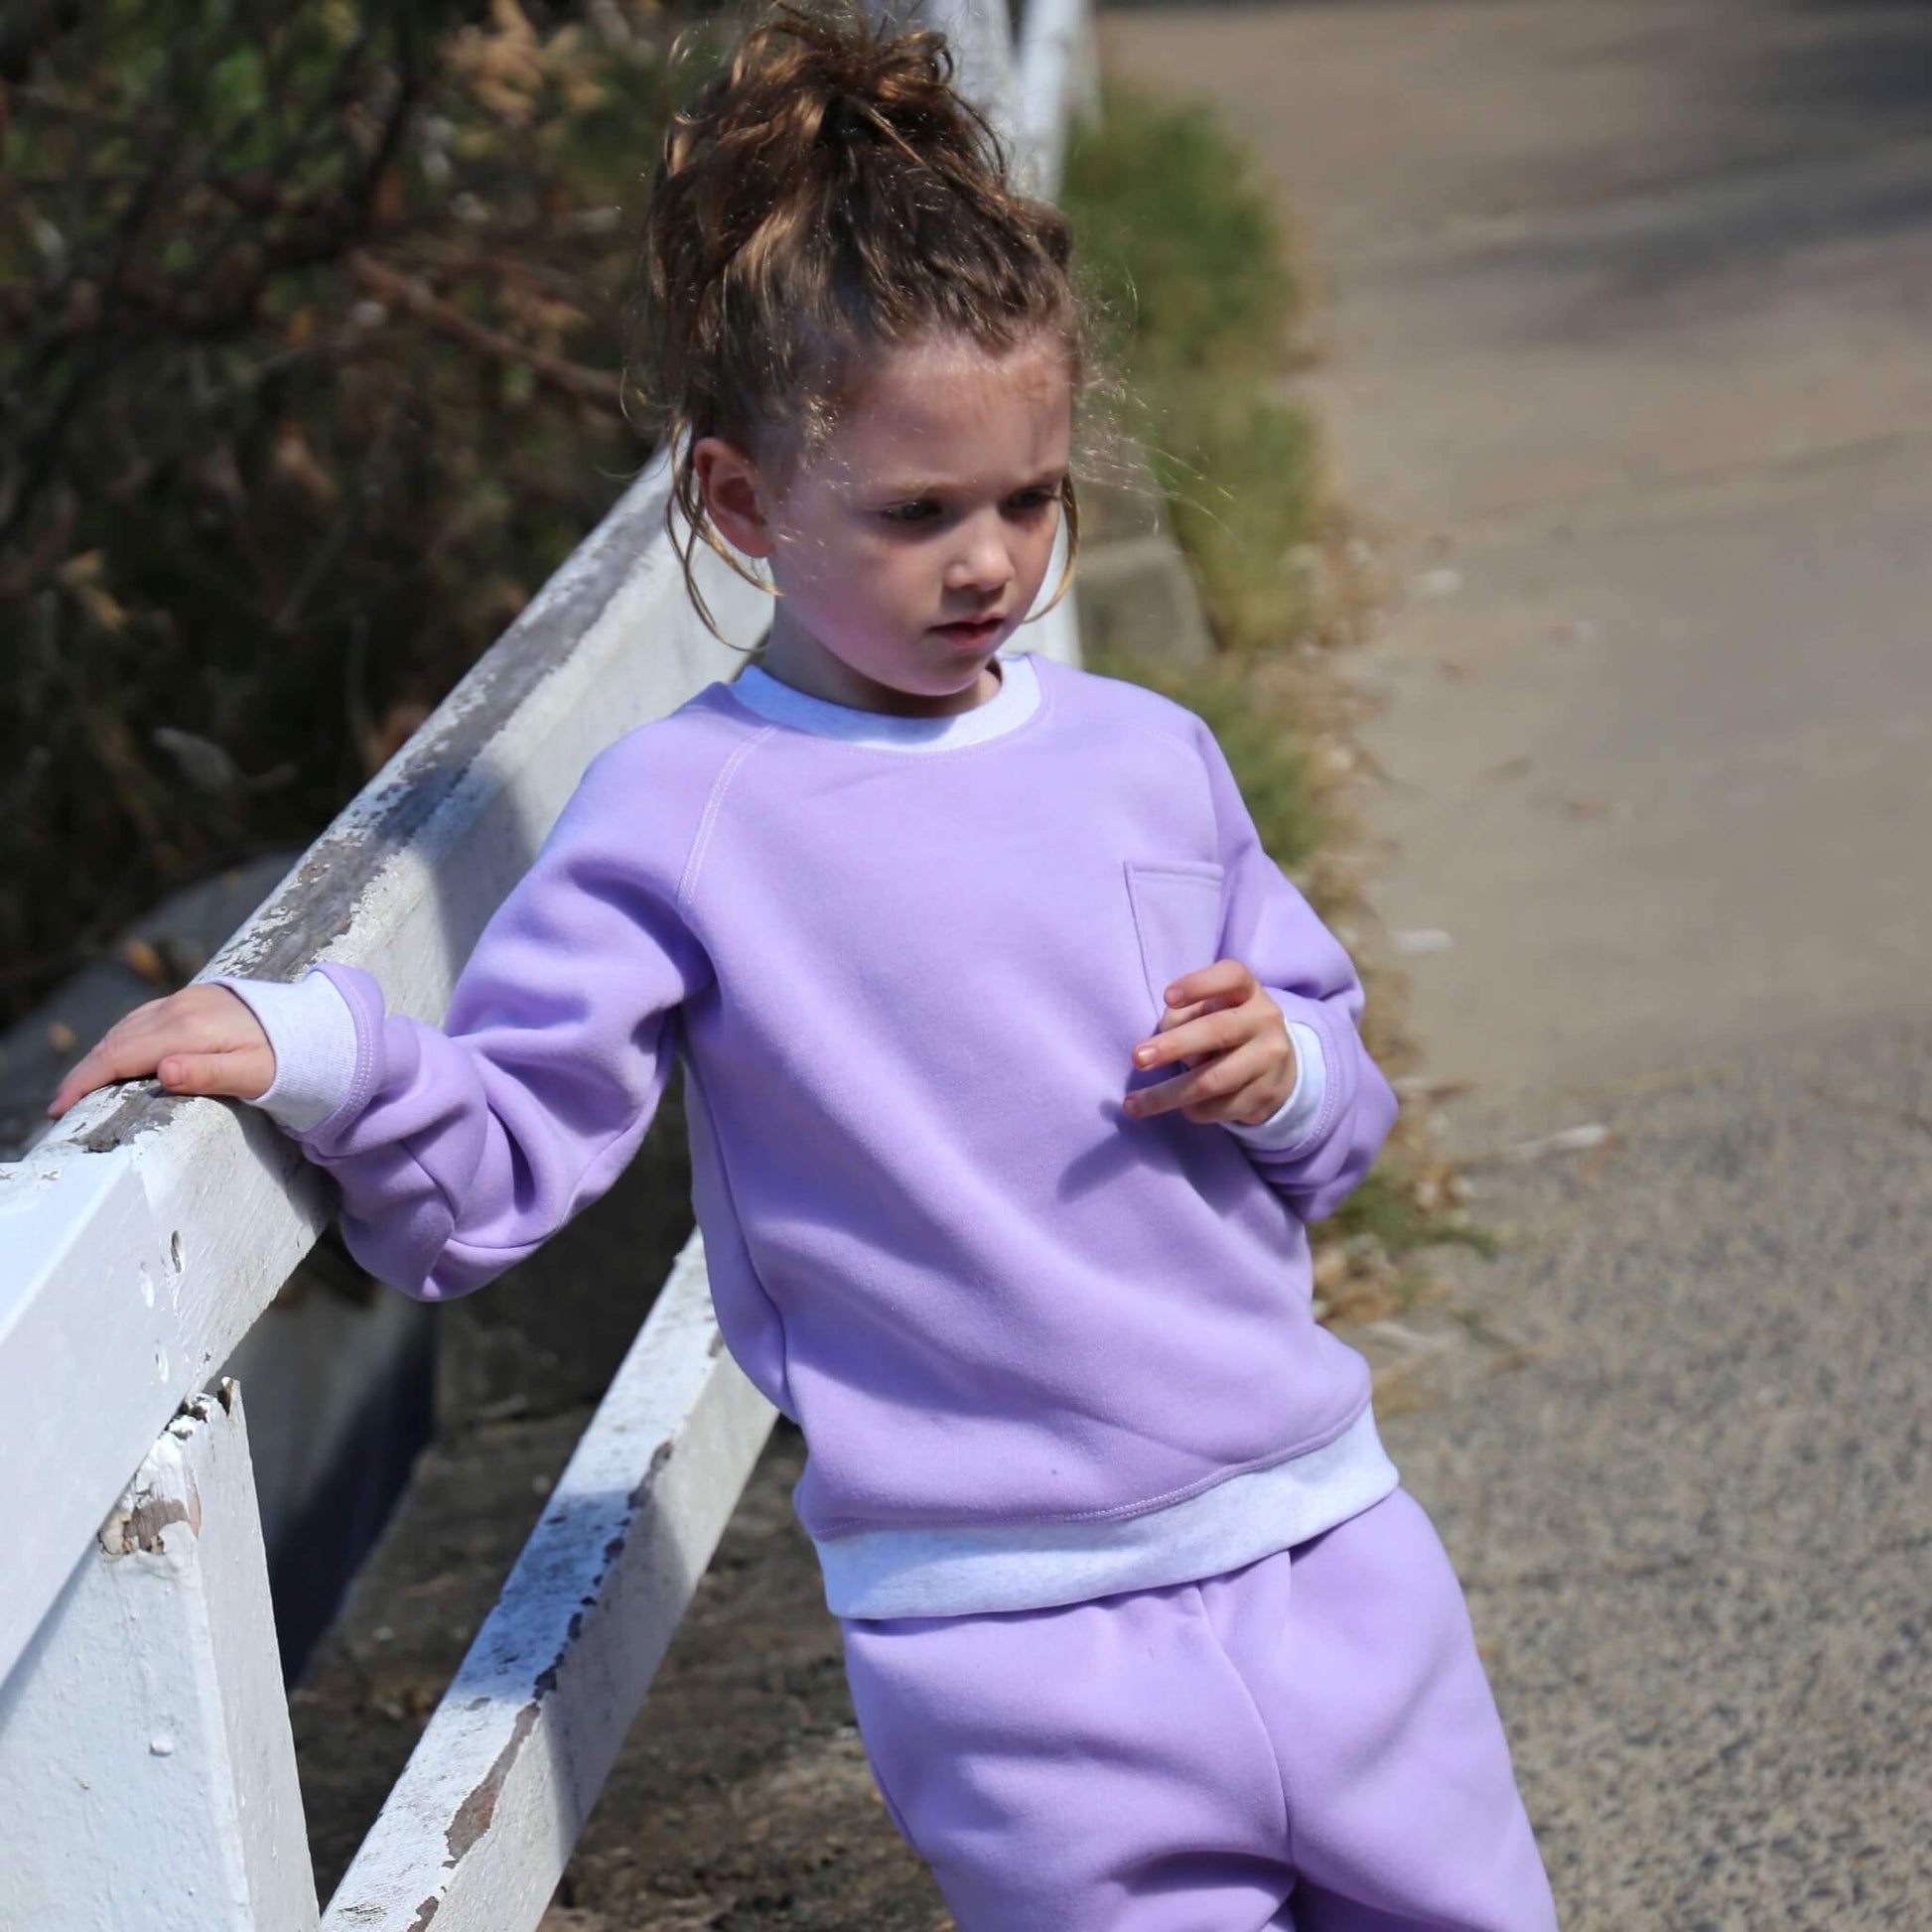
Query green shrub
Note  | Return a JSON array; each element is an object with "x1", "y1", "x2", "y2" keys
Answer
[
  {"x1": 1063, "y1": 85, "x2": 1322, "y2": 658},
  {"x1": 1, "y1": 0, "x2": 730, "y2": 1031}
]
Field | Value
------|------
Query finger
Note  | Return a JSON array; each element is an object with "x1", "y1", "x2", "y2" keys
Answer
[
  {"x1": 1153, "y1": 975, "x2": 1256, "y2": 1045},
  {"x1": 1159, "y1": 990, "x2": 1234, "y2": 1034},
  {"x1": 47, "y1": 1024, "x2": 170, "y2": 1117},
  {"x1": 1133, "y1": 1003, "x2": 1248, "y2": 1074},
  {"x1": 47, "y1": 993, "x2": 258, "y2": 1118},
  {"x1": 1131, "y1": 994, "x2": 1236, "y2": 1075},
  {"x1": 1127, "y1": 1035, "x2": 1269, "y2": 1119},
  {"x1": 154, "y1": 1045, "x2": 276, "y2": 1102},
  {"x1": 1170, "y1": 1040, "x2": 1277, "y2": 1123},
  {"x1": 1160, "y1": 958, "x2": 1256, "y2": 1014},
  {"x1": 1179, "y1": 1046, "x2": 1280, "y2": 1125}
]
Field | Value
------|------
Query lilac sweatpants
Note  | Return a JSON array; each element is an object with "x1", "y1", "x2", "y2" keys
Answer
[{"x1": 839, "y1": 1486, "x2": 1558, "y2": 1930}]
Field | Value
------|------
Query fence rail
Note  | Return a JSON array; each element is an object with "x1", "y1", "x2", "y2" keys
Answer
[{"x1": 0, "y1": 0, "x2": 1094, "y2": 1923}]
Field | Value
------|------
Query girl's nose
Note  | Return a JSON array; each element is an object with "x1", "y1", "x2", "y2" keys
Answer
[{"x1": 944, "y1": 516, "x2": 1016, "y2": 594}]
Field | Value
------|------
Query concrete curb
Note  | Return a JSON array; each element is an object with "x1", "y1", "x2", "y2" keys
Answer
[{"x1": 1074, "y1": 441, "x2": 1216, "y2": 668}]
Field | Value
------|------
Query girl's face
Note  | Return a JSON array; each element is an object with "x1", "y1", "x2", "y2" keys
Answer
[{"x1": 695, "y1": 331, "x2": 1073, "y2": 718}]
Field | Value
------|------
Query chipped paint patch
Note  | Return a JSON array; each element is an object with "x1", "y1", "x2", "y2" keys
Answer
[
  {"x1": 315, "y1": 1258, "x2": 777, "y2": 1930},
  {"x1": 102, "y1": 1491, "x2": 194, "y2": 1556},
  {"x1": 100, "y1": 1465, "x2": 201, "y2": 1555},
  {"x1": 445, "y1": 1702, "x2": 540, "y2": 1865}
]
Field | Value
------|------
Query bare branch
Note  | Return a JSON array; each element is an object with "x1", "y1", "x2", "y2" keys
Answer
[{"x1": 348, "y1": 252, "x2": 621, "y2": 409}]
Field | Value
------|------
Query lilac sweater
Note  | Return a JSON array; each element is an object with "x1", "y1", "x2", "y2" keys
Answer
[{"x1": 216, "y1": 648, "x2": 1401, "y2": 1617}]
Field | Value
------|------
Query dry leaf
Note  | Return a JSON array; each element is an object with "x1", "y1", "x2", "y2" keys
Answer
[
  {"x1": 123, "y1": 938, "x2": 168, "y2": 985},
  {"x1": 272, "y1": 419, "x2": 339, "y2": 505}
]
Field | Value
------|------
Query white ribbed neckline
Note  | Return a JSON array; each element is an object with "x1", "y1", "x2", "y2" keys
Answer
[{"x1": 724, "y1": 648, "x2": 1041, "y2": 752}]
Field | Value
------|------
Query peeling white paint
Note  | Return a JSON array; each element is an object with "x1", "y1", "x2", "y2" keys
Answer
[{"x1": 0, "y1": 1387, "x2": 318, "y2": 1931}]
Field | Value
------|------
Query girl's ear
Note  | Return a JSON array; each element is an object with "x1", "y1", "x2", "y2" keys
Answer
[{"x1": 693, "y1": 435, "x2": 775, "y2": 559}]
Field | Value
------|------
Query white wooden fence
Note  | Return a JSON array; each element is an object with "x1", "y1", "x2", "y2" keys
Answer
[{"x1": 0, "y1": 0, "x2": 1094, "y2": 1923}]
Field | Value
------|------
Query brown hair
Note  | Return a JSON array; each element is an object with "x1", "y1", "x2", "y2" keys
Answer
[{"x1": 625, "y1": 0, "x2": 1087, "y2": 644}]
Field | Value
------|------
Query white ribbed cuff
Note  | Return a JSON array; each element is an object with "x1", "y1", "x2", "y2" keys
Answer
[
  {"x1": 208, "y1": 968, "x2": 359, "y2": 1134},
  {"x1": 1221, "y1": 1014, "x2": 1327, "y2": 1153}
]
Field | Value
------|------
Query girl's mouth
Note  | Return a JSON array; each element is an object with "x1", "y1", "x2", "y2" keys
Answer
[{"x1": 932, "y1": 615, "x2": 1005, "y2": 645}]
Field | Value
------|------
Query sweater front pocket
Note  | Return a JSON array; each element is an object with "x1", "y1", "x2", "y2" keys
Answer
[{"x1": 1123, "y1": 858, "x2": 1227, "y2": 1029}]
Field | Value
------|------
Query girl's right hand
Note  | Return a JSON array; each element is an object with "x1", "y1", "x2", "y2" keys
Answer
[{"x1": 44, "y1": 985, "x2": 275, "y2": 1122}]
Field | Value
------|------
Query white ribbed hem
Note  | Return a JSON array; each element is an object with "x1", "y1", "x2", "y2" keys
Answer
[
  {"x1": 816, "y1": 1403, "x2": 1400, "y2": 1620},
  {"x1": 1223, "y1": 1016, "x2": 1326, "y2": 1152},
  {"x1": 208, "y1": 967, "x2": 359, "y2": 1133}
]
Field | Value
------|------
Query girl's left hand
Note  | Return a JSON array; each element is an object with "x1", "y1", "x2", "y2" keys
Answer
[{"x1": 1124, "y1": 959, "x2": 1297, "y2": 1127}]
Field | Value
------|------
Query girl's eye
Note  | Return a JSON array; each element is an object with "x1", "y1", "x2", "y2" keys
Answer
[
  {"x1": 883, "y1": 500, "x2": 941, "y2": 525},
  {"x1": 1009, "y1": 486, "x2": 1062, "y2": 515}
]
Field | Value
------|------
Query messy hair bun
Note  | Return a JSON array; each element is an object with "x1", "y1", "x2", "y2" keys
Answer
[{"x1": 626, "y1": 0, "x2": 1085, "y2": 640}]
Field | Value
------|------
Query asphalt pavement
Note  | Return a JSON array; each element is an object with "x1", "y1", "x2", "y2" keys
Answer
[{"x1": 1097, "y1": 2, "x2": 1932, "y2": 1922}]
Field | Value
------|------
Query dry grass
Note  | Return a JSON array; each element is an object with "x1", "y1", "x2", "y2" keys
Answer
[{"x1": 1063, "y1": 85, "x2": 1489, "y2": 1323}]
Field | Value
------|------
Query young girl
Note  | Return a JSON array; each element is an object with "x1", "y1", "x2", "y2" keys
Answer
[{"x1": 47, "y1": 4, "x2": 1558, "y2": 1924}]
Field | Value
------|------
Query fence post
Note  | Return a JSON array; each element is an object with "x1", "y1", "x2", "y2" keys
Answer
[
  {"x1": 1019, "y1": 0, "x2": 1099, "y2": 197},
  {"x1": 0, "y1": 1382, "x2": 319, "y2": 1931},
  {"x1": 877, "y1": 0, "x2": 1025, "y2": 179}
]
